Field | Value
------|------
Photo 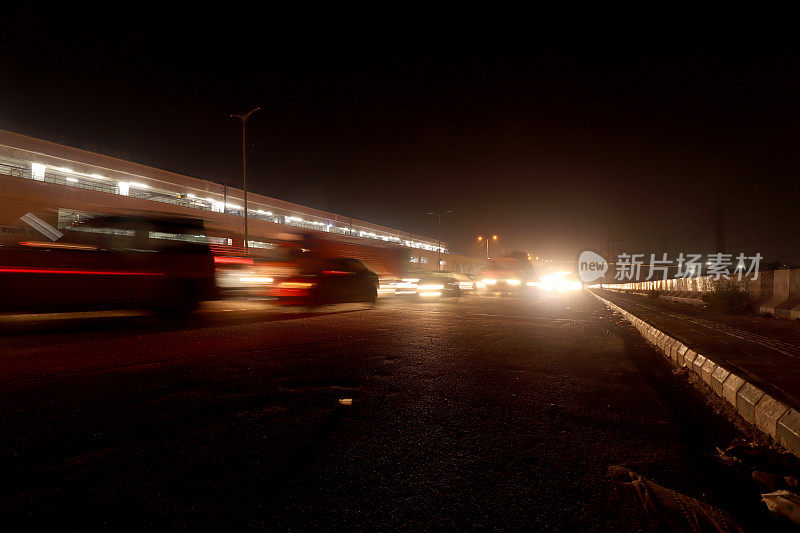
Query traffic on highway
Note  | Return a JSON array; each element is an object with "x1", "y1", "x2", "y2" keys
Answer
[
  {"x1": 0, "y1": 213, "x2": 585, "y2": 316},
  {"x1": 5, "y1": 13, "x2": 800, "y2": 532},
  {"x1": 0, "y1": 210, "x2": 791, "y2": 531}
]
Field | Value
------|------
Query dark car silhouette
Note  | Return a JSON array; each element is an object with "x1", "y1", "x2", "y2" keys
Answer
[{"x1": 270, "y1": 257, "x2": 378, "y2": 306}]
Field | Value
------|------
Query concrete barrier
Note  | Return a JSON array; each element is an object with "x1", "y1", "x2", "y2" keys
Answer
[
  {"x1": 777, "y1": 270, "x2": 800, "y2": 320},
  {"x1": 748, "y1": 269, "x2": 774, "y2": 304},
  {"x1": 777, "y1": 410, "x2": 800, "y2": 456},
  {"x1": 598, "y1": 270, "x2": 800, "y2": 313},
  {"x1": 735, "y1": 383, "x2": 764, "y2": 424},
  {"x1": 722, "y1": 374, "x2": 746, "y2": 406},
  {"x1": 710, "y1": 366, "x2": 731, "y2": 396},
  {"x1": 755, "y1": 395, "x2": 790, "y2": 438},
  {"x1": 590, "y1": 289, "x2": 800, "y2": 457},
  {"x1": 760, "y1": 269, "x2": 791, "y2": 316},
  {"x1": 700, "y1": 359, "x2": 717, "y2": 385}
]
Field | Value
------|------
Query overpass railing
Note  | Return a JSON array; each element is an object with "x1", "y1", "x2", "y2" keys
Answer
[{"x1": 0, "y1": 156, "x2": 446, "y2": 254}]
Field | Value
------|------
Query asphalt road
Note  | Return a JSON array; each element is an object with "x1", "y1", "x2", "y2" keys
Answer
[{"x1": 0, "y1": 293, "x2": 782, "y2": 530}]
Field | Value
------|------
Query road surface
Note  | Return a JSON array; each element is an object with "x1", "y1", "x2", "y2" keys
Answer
[{"x1": 0, "y1": 294, "x2": 781, "y2": 530}]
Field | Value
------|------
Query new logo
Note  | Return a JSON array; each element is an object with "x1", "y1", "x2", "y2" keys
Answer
[{"x1": 578, "y1": 251, "x2": 608, "y2": 283}]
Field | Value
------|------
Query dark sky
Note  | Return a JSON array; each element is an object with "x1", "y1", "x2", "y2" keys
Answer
[{"x1": 1, "y1": 9, "x2": 798, "y2": 262}]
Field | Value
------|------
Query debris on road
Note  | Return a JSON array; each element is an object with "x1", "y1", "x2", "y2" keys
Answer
[
  {"x1": 714, "y1": 440, "x2": 800, "y2": 527},
  {"x1": 714, "y1": 446, "x2": 742, "y2": 467},
  {"x1": 762, "y1": 490, "x2": 800, "y2": 525},
  {"x1": 753, "y1": 470, "x2": 784, "y2": 491},
  {"x1": 714, "y1": 440, "x2": 800, "y2": 481},
  {"x1": 608, "y1": 465, "x2": 744, "y2": 532}
]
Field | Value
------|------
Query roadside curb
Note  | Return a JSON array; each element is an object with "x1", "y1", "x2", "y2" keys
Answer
[{"x1": 589, "y1": 289, "x2": 800, "y2": 458}]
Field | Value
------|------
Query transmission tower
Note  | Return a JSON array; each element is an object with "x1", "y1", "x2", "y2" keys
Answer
[
  {"x1": 604, "y1": 225, "x2": 623, "y2": 264},
  {"x1": 715, "y1": 196, "x2": 726, "y2": 253}
]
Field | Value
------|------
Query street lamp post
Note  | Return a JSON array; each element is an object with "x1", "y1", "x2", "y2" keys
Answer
[
  {"x1": 427, "y1": 210, "x2": 452, "y2": 271},
  {"x1": 476, "y1": 234, "x2": 498, "y2": 260},
  {"x1": 230, "y1": 107, "x2": 260, "y2": 250}
]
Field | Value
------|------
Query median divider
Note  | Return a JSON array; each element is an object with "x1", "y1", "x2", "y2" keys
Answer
[
  {"x1": 590, "y1": 289, "x2": 800, "y2": 458},
  {"x1": 748, "y1": 270, "x2": 774, "y2": 308},
  {"x1": 601, "y1": 270, "x2": 800, "y2": 311},
  {"x1": 760, "y1": 269, "x2": 791, "y2": 316}
]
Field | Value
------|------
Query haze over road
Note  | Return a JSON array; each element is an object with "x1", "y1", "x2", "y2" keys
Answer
[{"x1": 0, "y1": 295, "x2": 774, "y2": 530}]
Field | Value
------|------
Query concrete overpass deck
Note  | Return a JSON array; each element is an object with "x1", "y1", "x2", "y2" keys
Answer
[{"x1": 0, "y1": 128, "x2": 443, "y2": 253}]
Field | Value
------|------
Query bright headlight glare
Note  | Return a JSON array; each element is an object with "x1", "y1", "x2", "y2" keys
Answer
[
  {"x1": 417, "y1": 284, "x2": 444, "y2": 291},
  {"x1": 537, "y1": 271, "x2": 582, "y2": 292},
  {"x1": 239, "y1": 276, "x2": 274, "y2": 284},
  {"x1": 482, "y1": 278, "x2": 496, "y2": 285},
  {"x1": 419, "y1": 291, "x2": 442, "y2": 297},
  {"x1": 506, "y1": 279, "x2": 521, "y2": 286},
  {"x1": 278, "y1": 282, "x2": 316, "y2": 289}
]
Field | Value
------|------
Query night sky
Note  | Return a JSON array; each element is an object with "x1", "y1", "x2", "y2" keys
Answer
[{"x1": 1, "y1": 9, "x2": 798, "y2": 263}]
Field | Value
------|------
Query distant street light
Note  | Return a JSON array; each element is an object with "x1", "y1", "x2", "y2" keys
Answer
[
  {"x1": 476, "y1": 234, "x2": 498, "y2": 259},
  {"x1": 427, "y1": 210, "x2": 452, "y2": 271},
  {"x1": 230, "y1": 107, "x2": 260, "y2": 250}
]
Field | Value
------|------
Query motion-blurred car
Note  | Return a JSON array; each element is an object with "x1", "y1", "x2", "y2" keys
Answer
[
  {"x1": 215, "y1": 256, "x2": 302, "y2": 299},
  {"x1": 528, "y1": 270, "x2": 583, "y2": 294},
  {"x1": 478, "y1": 257, "x2": 534, "y2": 296},
  {"x1": 0, "y1": 215, "x2": 217, "y2": 313},
  {"x1": 377, "y1": 276, "x2": 421, "y2": 296},
  {"x1": 268, "y1": 257, "x2": 378, "y2": 305},
  {"x1": 477, "y1": 276, "x2": 526, "y2": 294},
  {"x1": 407, "y1": 272, "x2": 471, "y2": 298},
  {"x1": 450, "y1": 272, "x2": 476, "y2": 292}
]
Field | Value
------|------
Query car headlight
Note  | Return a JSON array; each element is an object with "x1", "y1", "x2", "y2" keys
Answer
[
  {"x1": 278, "y1": 282, "x2": 316, "y2": 289},
  {"x1": 239, "y1": 276, "x2": 274, "y2": 284}
]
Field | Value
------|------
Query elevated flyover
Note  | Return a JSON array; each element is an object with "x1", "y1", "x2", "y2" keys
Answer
[{"x1": 0, "y1": 129, "x2": 484, "y2": 275}]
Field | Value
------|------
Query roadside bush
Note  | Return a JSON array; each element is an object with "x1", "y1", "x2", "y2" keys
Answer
[{"x1": 701, "y1": 278, "x2": 751, "y2": 314}]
